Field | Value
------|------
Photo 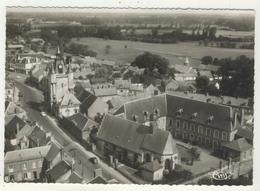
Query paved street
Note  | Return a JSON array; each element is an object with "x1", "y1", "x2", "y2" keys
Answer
[{"x1": 11, "y1": 73, "x2": 132, "y2": 184}]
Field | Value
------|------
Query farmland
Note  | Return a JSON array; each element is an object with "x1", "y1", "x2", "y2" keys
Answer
[{"x1": 70, "y1": 37, "x2": 254, "y2": 67}]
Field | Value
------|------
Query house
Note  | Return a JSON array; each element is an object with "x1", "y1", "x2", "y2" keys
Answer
[
  {"x1": 5, "y1": 115, "x2": 29, "y2": 140},
  {"x1": 118, "y1": 93, "x2": 239, "y2": 151},
  {"x1": 61, "y1": 113, "x2": 98, "y2": 143},
  {"x1": 4, "y1": 145, "x2": 52, "y2": 182},
  {"x1": 144, "y1": 84, "x2": 161, "y2": 97},
  {"x1": 165, "y1": 79, "x2": 179, "y2": 92},
  {"x1": 141, "y1": 160, "x2": 164, "y2": 182},
  {"x1": 11, "y1": 54, "x2": 42, "y2": 74},
  {"x1": 5, "y1": 82, "x2": 19, "y2": 103},
  {"x1": 235, "y1": 127, "x2": 253, "y2": 145},
  {"x1": 55, "y1": 92, "x2": 81, "y2": 118},
  {"x1": 5, "y1": 101, "x2": 27, "y2": 121},
  {"x1": 97, "y1": 114, "x2": 179, "y2": 172},
  {"x1": 16, "y1": 125, "x2": 51, "y2": 149},
  {"x1": 174, "y1": 73, "x2": 198, "y2": 81},
  {"x1": 221, "y1": 138, "x2": 253, "y2": 162},
  {"x1": 46, "y1": 160, "x2": 72, "y2": 183},
  {"x1": 76, "y1": 89, "x2": 108, "y2": 118},
  {"x1": 92, "y1": 83, "x2": 118, "y2": 102}
]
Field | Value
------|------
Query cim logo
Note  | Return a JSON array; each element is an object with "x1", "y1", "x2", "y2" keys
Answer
[{"x1": 212, "y1": 170, "x2": 232, "y2": 180}]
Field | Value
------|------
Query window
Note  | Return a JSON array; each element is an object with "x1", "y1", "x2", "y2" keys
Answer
[
  {"x1": 176, "y1": 120, "x2": 180, "y2": 129},
  {"x1": 169, "y1": 119, "x2": 173, "y2": 126},
  {"x1": 74, "y1": 109, "x2": 78, "y2": 113},
  {"x1": 189, "y1": 134, "x2": 194, "y2": 140},
  {"x1": 8, "y1": 165, "x2": 14, "y2": 173},
  {"x1": 213, "y1": 130, "x2": 219, "y2": 139},
  {"x1": 154, "y1": 90, "x2": 159, "y2": 95},
  {"x1": 32, "y1": 162, "x2": 36, "y2": 169},
  {"x1": 206, "y1": 128, "x2": 211, "y2": 136},
  {"x1": 198, "y1": 125, "x2": 204, "y2": 135},
  {"x1": 33, "y1": 171, "x2": 37, "y2": 179},
  {"x1": 143, "y1": 111, "x2": 148, "y2": 120},
  {"x1": 190, "y1": 123, "x2": 196, "y2": 131},
  {"x1": 24, "y1": 173, "x2": 28, "y2": 179},
  {"x1": 183, "y1": 121, "x2": 188, "y2": 130},
  {"x1": 222, "y1": 132, "x2": 228, "y2": 141},
  {"x1": 23, "y1": 163, "x2": 27, "y2": 170},
  {"x1": 38, "y1": 160, "x2": 42, "y2": 168}
]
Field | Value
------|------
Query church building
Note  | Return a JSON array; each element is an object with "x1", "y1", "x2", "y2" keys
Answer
[{"x1": 45, "y1": 46, "x2": 80, "y2": 118}]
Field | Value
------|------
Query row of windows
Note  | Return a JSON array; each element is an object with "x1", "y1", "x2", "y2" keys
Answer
[
  {"x1": 175, "y1": 119, "x2": 228, "y2": 141},
  {"x1": 8, "y1": 160, "x2": 42, "y2": 173}
]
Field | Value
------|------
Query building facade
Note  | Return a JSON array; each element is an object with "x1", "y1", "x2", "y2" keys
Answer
[{"x1": 118, "y1": 94, "x2": 239, "y2": 151}]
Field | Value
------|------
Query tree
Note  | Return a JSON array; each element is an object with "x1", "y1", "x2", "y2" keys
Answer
[
  {"x1": 196, "y1": 75, "x2": 210, "y2": 93},
  {"x1": 189, "y1": 147, "x2": 200, "y2": 161},
  {"x1": 131, "y1": 52, "x2": 169, "y2": 74},
  {"x1": 201, "y1": 56, "x2": 213, "y2": 65},
  {"x1": 105, "y1": 45, "x2": 111, "y2": 54}
]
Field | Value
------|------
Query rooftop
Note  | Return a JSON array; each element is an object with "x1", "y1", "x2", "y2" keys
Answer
[
  {"x1": 5, "y1": 145, "x2": 51, "y2": 163},
  {"x1": 222, "y1": 138, "x2": 252, "y2": 152},
  {"x1": 97, "y1": 114, "x2": 178, "y2": 155}
]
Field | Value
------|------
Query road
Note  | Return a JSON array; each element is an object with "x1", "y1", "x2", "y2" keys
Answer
[{"x1": 11, "y1": 73, "x2": 132, "y2": 184}]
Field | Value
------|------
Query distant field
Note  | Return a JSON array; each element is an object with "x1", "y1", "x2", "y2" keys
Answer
[{"x1": 70, "y1": 37, "x2": 254, "y2": 67}]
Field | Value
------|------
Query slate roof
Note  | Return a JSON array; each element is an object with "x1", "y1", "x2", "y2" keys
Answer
[
  {"x1": 97, "y1": 114, "x2": 178, "y2": 155},
  {"x1": 5, "y1": 101, "x2": 26, "y2": 115},
  {"x1": 77, "y1": 90, "x2": 98, "y2": 112},
  {"x1": 222, "y1": 138, "x2": 252, "y2": 152},
  {"x1": 141, "y1": 160, "x2": 163, "y2": 172},
  {"x1": 236, "y1": 127, "x2": 253, "y2": 142},
  {"x1": 124, "y1": 93, "x2": 233, "y2": 131},
  {"x1": 93, "y1": 87, "x2": 117, "y2": 97},
  {"x1": 60, "y1": 92, "x2": 80, "y2": 106},
  {"x1": 5, "y1": 145, "x2": 51, "y2": 163},
  {"x1": 66, "y1": 113, "x2": 89, "y2": 131},
  {"x1": 28, "y1": 126, "x2": 49, "y2": 146},
  {"x1": 68, "y1": 171, "x2": 83, "y2": 183},
  {"x1": 16, "y1": 124, "x2": 35, "y2": 140},
  {"x1": 45, "y1": 142, "x2": 61, "y2": 162},
  {"x1": 5, "y1": 115, "x2": 27, "y2": 132},
  {"x1": 87, "y1": 176, "x2": 108, "y2": 184},
  {"x1": 47, "y1": 160, "x2": 71, "y2": 181}
]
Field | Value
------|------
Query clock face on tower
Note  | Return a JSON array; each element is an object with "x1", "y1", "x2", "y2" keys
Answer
[
  {"x1": 58, "y1": 64, "x2": 63, "y2": 69},
  {"x1": 58, "y1": 64, "x2": 63, "y2": 73}
]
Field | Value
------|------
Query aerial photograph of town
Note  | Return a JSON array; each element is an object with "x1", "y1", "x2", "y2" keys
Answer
[{"x1": 4, "y1": 7, "x2": 254, "y2": 185}]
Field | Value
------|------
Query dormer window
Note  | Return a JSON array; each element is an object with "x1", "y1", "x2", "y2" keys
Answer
[
  {"x1": 207, "y1": 115, "x2": 214, "y2": 123},
  {"x1": 143, "y1": 111, "x2": 148, "y2": 120},
  {"x1": 176, "y1": 108, "x2": 183, "y2": 116},
  {"x1": 154, "y1": 109, "x2": 159, "y2": 117},
  {"x1": 191, "y1": 112, "x2": 198, "y2": 119}
]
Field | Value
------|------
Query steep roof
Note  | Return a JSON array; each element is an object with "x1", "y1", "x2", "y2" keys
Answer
[
  {"x1": 16, "y1": 124, "x2": 35, "y2": 140},
  {"x1": 47, "y1": 160, "x2": 71, "y2": 181},
  {"x1": 60, "y1": 92, "x2": 80, "y2": 106},
  {"x1": 5, "y1": 145, "x2": 51, "y2": 163},
  {"x1": 93, "y1": 87, "x2": 117, "y2": 97},
  {"x1": 45, "y1": 142, "x2": 61, "y2": 162},
  {"x1": 77, "y1": 90, "x2": 98, "y2": 112},
  {"x1": 123, "y1": 94, "x2": 233, "y2": 131},
  {"x1": 97, "y1": 114, "x2": 178, "y2": 155},
  {"x1": 5, "y1": 101, "x2": 26, "y2": 115},
  {"x1": 66, "y1": 113, "x2": 89, "y2": 131},
  {"x1": 5, "y1": 115, "x2": 27, "y2": 132},
  {"x1": 88, "y1": 176, "x2": 108, "y2": 184},
  {"x1": 222, "y1": 138, "x2": 252, "y2": 152},
  {"x1": 236, "y1": 127, "x2": 253, "y2": 142}
]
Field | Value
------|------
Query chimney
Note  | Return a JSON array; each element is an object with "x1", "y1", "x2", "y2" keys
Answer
[
  {"x1": 239, "y1": 108, "x2": 245, "y2": 125},
  {"x1": 16, "y1": 123, "x2": 20, "y2": 133},
  {"x1": 232, "y1": 112, "x2": 238, "y2": 129},
  {"x1": 94, "y1": 168, "x2": 103, "y2": 178}
]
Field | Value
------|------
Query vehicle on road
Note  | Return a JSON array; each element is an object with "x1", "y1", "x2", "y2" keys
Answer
[{"x1": 40, "y1": 111, "x2": 47, "y2": 116}]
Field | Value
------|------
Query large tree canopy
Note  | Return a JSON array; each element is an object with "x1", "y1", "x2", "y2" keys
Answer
[
  {"x1": 218, "y1": 55, "x2": 254, "y2": 98},
  {"x1": 131, "y1": 52, "x2": 169, "y2": 74}
]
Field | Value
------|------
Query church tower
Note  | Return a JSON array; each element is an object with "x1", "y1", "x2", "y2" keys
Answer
[{"x1": 46, "y1": 45, "x2": 75, "y2": 113}]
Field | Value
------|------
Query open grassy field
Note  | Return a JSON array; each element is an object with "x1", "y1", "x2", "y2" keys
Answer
[{"x1": 70, "y1": 37, "x2": 254, "y2": 67}]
